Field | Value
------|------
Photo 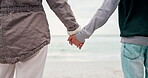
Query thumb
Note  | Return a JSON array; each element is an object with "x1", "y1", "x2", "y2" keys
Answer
[{"x1": 67, "y1": 35, "x2": 74, "y2": 41}]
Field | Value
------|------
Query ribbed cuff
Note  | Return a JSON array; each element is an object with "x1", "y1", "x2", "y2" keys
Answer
[
  {"x1": 67, "y1": 26, "x2": 81, "y2": 35},
  {"x1": 75, "y1": 34, "x2": 85, "y2": 43},
  {"x1": 75, "y1": 29, "x2": 91, "y2": 43}
]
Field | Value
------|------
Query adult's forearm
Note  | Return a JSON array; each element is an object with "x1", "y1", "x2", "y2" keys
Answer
[{"x1": 46, "y1": 0, "x2": 80, "y2": 33}]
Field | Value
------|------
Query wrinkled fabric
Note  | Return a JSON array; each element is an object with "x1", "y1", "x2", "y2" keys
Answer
[
  {"x1": 0, "y1": 0, "x2": 79, "y2": 31},
  {"x1": 0, "y1": 0, "x2": 79, "y2": 64}
]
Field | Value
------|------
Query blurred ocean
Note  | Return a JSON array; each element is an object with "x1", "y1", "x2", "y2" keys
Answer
[
  {"x1": 13, "y1": 35, "x2": 122, "y2": 78},
  {"x1": 47, "y1": 35, "x2": 121, "y2": 62}
]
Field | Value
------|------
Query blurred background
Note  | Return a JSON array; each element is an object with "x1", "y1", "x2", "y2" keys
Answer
[{"x1": 42, "y1": 0, "x2": 123, "y2": 78}]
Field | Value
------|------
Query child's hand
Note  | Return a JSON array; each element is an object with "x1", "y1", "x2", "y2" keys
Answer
[{"x1": 68, "y1": 35, "x2": 84, "y2": 49}]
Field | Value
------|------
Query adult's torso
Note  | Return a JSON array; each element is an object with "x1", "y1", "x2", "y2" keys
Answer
[
  {"x1": 0, "y1": 0, "x2": 50, "y2": 64},
  {"x1": 0, "y1": 0, "x2": 42, "y2": 6}
]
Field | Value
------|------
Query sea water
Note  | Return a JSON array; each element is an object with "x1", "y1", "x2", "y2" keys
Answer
[{"x1": 47, "y1": 35, "x2": 121, "y2": 62}]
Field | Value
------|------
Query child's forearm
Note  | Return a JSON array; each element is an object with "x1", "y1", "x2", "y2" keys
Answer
[{"x1": 76, "y1": 0, "x2": 120, "y2": 42}]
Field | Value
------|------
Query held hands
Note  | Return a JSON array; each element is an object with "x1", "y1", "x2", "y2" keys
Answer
[{"x1": 68, "y1": 35, "x2": 84, "y2": 49}]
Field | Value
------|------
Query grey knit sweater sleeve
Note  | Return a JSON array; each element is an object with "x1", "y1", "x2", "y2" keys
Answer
[{"x1": 76, "y1": 0, "x2": 120, "y2": 42}]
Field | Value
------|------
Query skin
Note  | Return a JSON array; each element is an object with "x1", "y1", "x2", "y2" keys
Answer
[{"x1": 68, "y1": 35, "x2": 84, "y2": 49}]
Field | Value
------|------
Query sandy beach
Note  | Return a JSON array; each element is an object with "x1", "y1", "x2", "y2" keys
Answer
[{"x1": 43, "y1": 55, "x2": 123, "y2": 78}]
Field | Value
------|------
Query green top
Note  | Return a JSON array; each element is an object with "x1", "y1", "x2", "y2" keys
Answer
[
  {"x1": 119, "y1": 0, "x2": 148, "y2": 37},
  {"x1": 75, "y1": 0, "x2": 148, "y2": 46}
]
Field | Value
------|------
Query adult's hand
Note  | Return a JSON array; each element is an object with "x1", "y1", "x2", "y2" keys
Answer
[{"x1": 68, "y1": 35, "x2": 84, "y2": 49}]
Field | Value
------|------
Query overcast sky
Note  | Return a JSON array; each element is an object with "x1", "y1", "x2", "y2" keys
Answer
[{"x1": 42, "y1": 0, "x2": 120, "y2": 35}]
